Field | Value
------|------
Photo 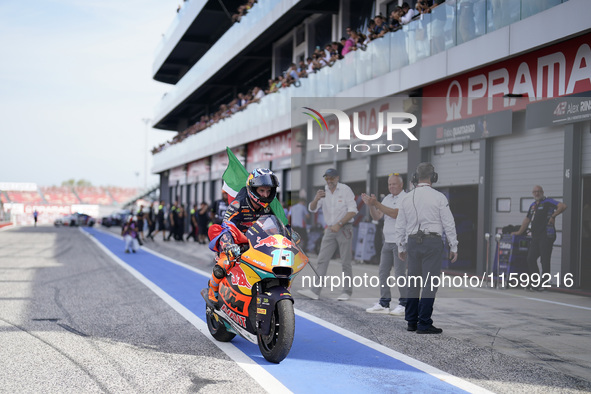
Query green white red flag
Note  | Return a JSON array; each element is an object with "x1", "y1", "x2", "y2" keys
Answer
[{"x1": 222, "y1": 147, "x2": 288, "y2": 225}]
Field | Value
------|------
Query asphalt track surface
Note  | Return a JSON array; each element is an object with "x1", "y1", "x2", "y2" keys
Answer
[{"x1": 1, "y1": 225, "x2": 591, "y2": 393}]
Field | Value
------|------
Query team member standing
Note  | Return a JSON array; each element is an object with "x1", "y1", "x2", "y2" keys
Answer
[
  {"x1": 136, "y1": 205, "x2": 145, "y2": 242},
  {"x1": 177, "y1": 205, "x2": 186, "y2": 242},
  {"x1": 151, "y1": 201, "x2": 167, "y2": 241},
  {"x1": 288, "y1": 198, "x2": 309, "y2": 253},
  {"x1": 298, "y1": 168, "x2": 358, "y2": 301},
  {"x1": 197, "y1": 202, "x2": 210, "y2": 244},
  {"x1": 362, "y1": 173, "x2": 408, "y2": 315},
  {"x1": 187, "y1": 203, "x2": 199, "y2": 242},
  {"x1": 394, "y1": 163, "x2": 458, "y2": 334},
  {"x1": 211, "y1": 191, "x2": 230, "y2": 225},
  {"x1": 166, "y1": 201, "x2": 179, "y2": 241},
  {"x1": 511, "y1": 185, "x2": 567, "y2": 290},
  {"x1": 146, "y1": 202, "x2": 156, "y2": 241}
]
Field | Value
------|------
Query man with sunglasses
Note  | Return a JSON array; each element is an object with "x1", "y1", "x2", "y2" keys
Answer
[
  {"x1": 298, "y1": 168, "x2": 358, "y2": 301},
  {"x1": 512, "y1": 185, "x2": 567, "y2": 291}
]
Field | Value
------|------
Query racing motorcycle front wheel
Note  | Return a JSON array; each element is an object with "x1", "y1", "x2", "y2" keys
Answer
[{"x1": 257, "y1": 299, "x2": 295, "y2": 363}]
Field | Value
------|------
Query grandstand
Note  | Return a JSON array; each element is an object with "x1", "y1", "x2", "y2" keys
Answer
[
  {"x1": 107, "y1": 187, "x2": 139, "y2": 204},
  {"x1": 41, "y1": 186, "x2": 81, "y2": 205},
  {"x1": 0, "y1": 182, "x2": 141, "y2": 225},
  {"x1": 5, "y1": 190, "x2": 44, "y2": 204},
  {"x1": 74, "y1": 186, "x2": 114, "y2": 205}
]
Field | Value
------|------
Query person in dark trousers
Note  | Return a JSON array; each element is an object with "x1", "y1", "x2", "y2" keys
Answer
[
  {"x1": 136, "y1": 205, "x2": 145, "y2": 242},
  {"x1": 288, "y1": 198, "x2": 309, "y2": 253},
  {"x1": 33, "y1": 210, "x2": 39, "y2": 226},
  {"x1": 211, "y1": 191, "x2": 229, "y2": 225},
  {"x1": 197, "y1": 202, "x2": 210, "y2": 244},
  {"x1": 176, "y1": 204, "x2": 186, "y2": 242},
  {"x1": 186, "y1": 204, "x2": 199, "y2": 242},
  {"x1": 166, "y1": 201, "x2": 179, "y2": 241},
  {"x1": 394, "y1": 162, "x2": 458, "y2": 334},
  {"x1": 512, "y1": 185, "x2": 567, "y2": 291},
  {"x1": 151, "y1": 201, "x2": 167, "y2": 241},
  {"x1": 146, "y1": 202, "x2": 156, "y2": 241}
]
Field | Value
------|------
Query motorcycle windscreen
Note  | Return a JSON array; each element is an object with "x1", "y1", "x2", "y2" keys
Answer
[{"x1": 241, "y1": 215, "x2": 308, "y2": 276}]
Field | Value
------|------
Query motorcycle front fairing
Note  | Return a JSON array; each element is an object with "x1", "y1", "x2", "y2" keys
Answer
[{"x1": 240, "y1": 215, "x2": 309, "y2": 281}]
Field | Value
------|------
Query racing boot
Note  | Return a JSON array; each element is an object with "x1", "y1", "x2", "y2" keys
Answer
[{"x1": 206, "y1": 281, "x2": 219, "y2": 309}]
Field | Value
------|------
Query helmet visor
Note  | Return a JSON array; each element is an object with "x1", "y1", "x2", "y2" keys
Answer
[{"x1": 249, "y1": 173, "x2": 279, "y2": 188}]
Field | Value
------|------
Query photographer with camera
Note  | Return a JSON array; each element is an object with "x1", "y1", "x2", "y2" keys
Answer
[{"x1": 394, "y1": 163, "x2": 458, "y2": 334}]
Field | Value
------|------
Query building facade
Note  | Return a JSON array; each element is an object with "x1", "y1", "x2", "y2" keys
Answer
[{"x1": 150, "y1": 0, "x2": 591, "y2": 289}]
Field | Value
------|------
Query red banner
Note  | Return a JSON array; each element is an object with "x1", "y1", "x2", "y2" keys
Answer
[
  {"x1": 247, "y1": 130, "x2": 292, "y2": 163},
  {"x1": 422, "y1": 33, "x2": 591, "y2": 126}
]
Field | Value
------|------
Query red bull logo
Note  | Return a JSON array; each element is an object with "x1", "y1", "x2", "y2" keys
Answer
[
  {"x1": 231, "y1": 266, "x2": 252, "y2": 289},
  {"x1": 254, "y1": 235, "x2": 294, "y2": 249}
]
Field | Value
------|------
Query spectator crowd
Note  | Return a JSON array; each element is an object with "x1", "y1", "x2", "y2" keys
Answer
[{"x1": 153, "y1": 1, "x2": 445, "y2": 155}]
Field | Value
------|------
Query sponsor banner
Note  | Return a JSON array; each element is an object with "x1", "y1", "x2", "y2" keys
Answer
[
  {"x1": 420, "y1": 109, "x2": 513, "y2": 147},
  {"x1": 169, "y1": 165, "x2": 185, "y2": 182},
  {"x1": 422, "y1": 32, "x2": 591, "y2": 126},
  {"x1": 187, "y1": 158, "x2": 210, "y2": 182},
  {"x1": 247, "y1": 130, "x2": 292, "y2": 164},
  {"x1": 525, "y1": 94, "x2": 591, "y2": 129}
]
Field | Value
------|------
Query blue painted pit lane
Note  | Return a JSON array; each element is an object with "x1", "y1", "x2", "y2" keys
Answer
[{"x1": 84, "y1": 227, "x2": 471, "y2": 393}]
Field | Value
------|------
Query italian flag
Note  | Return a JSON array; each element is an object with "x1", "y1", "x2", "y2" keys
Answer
[{"x1": 222, "y1": 147, "x2": 288, "y2": 225}]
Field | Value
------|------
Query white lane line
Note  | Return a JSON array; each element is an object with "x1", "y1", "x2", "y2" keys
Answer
[
  {"x1": 466, "y1": 286, "x2": 591, "y2": 311},
  {"x1": 86, "y1": 228, "x2": 490, "y2": 393},
  {"x1": 295, "y1": 309, "x2": 492, "y2": 394},
  {"x1": 520, "y1": 297, "x2": 591, "y2": 311},
  {"x1": 81, "y1": 228, "x2": 291, "y2": 394}
]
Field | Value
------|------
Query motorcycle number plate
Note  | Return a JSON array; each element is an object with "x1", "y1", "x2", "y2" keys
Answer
[{"x1": 271, "y1": 249, "x2": 294, "y2": 266}]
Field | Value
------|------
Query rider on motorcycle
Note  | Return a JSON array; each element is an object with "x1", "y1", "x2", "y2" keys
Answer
[{"x1": 207, "y1": 168, "x2": 280, "y2": 304}]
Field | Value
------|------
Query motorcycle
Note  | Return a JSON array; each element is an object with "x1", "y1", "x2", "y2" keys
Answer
[{"x1": 201, "y1": 215, "x2": 309, "y2": 363}]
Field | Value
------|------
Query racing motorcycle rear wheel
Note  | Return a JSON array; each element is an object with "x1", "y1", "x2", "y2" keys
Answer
[
  {"x1": 257, "y1": 299, "x2": 295, "y2": 363},
  {"x1": 206, "y1": 308, "x2": 236, "y2": 342}
]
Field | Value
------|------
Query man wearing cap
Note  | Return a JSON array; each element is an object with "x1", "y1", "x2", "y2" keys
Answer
[{"x1": 298, "y1": 168, "x2": 358, "y2": 301}]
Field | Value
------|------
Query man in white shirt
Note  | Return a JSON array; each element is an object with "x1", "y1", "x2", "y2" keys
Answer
[
  {"x1": 394, "y1": 163, "x2": 458, "y2": 334},
  {"x1": 400, "y1": 2, "x2": 417, "y2": 25},
  {"x1": 362, "y1": 173, "x2": 407, "y2": 315},
  {"x1": 298, "y1": 168, "x2": 358, "y2": 301}
]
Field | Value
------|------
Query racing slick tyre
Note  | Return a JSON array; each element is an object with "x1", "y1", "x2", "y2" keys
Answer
[
  {"x1": 206, "y1": 309, "x2": 236, "y2": 342},
  {"x1": 257, "y1": 299, "x2": 295, "y2": 363}
]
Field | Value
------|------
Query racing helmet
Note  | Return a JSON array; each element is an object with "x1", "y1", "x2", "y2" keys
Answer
[{"x1": 246, "y1": 168, "x2": 279, "y2": 208}]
